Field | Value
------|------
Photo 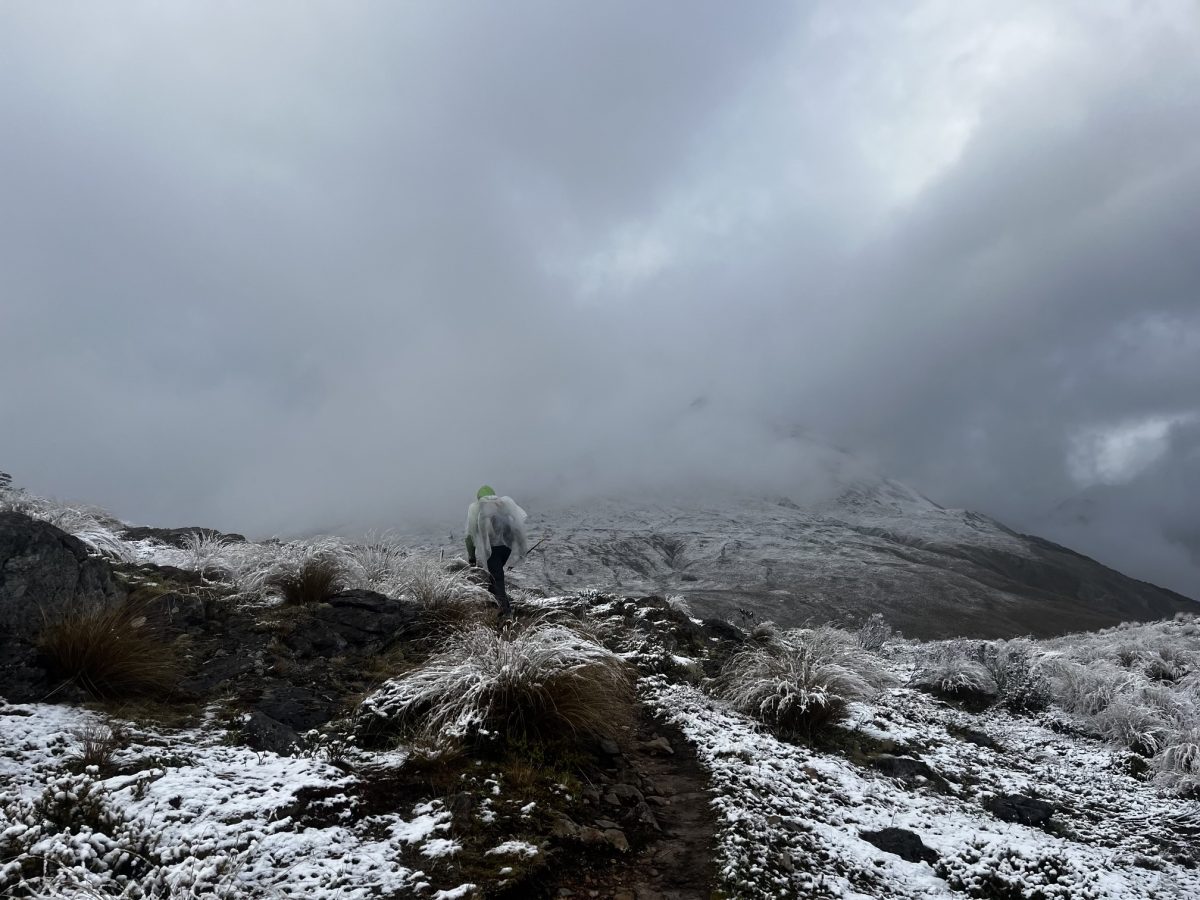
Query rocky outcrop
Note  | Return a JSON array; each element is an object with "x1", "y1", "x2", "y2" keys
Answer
[
  {"x1": 119, "y1": 525, "x2": 246, "y2": 547},
  {"x1": 0, "y1": 512, "x2": 122, "y2": 700},
  {"x1": 983, "y1": 792, "x2": 1056, "y2": 828},
  {"x1": 860, "y1": 827, "x2": 939, "y2": 864}
]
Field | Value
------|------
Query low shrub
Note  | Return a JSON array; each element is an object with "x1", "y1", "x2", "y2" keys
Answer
[
  {"x1": 934, "y1": 840, "x2": 1105, "y2": 899},
  {"x1": 981, "y1": 640, "x2": 1051, "y2": 714},
  {"x1": 37, "y1": 599, "x2": 179, "y2": 699},
  {"x1": 855, "y1": 613, "x2": 894, "y2": 652},
  {"x1": 0, "y1": 771, "x2": 241, "y2": 898},
  {"x1": 715, "y1": 626, "x2": 892, "y2": 740},
  {"x1": 360, "y1": 616, "x2": 634, "y2": 747}
]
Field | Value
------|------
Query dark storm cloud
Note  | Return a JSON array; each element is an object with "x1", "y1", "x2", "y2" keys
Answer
[{"x1": 2, "y1": 2, "x2": 1198, "y2": 597}]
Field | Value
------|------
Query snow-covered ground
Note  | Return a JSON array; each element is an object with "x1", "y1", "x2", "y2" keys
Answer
[
  {"x1": 643, "y1": 649, "x2": 1200, "y2": 899},
  {"x1": 0, "y1": 703, "x2": 469, "y2": 899}
]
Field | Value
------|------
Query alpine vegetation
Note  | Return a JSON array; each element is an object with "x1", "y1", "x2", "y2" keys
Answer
[
  {"x1": 37, "y1": 599, "x2": 178, "y2": 700},
  {"x1": 714, "y1": 625, "x2": 893, "y2": 739},
  {"x1": 262, "y1": 540, "x2": 356, "y2": 605},
  {"x1": 911, "y1": 640, "x2": 1001, "y2": 707},
  {"x1": 360, "y1": 616, "x2": 634, "y2": 746}
]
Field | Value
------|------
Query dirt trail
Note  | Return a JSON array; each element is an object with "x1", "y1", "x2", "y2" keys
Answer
[{"x1": 553, "y1": 706, "x2": 718, "y2": 900}]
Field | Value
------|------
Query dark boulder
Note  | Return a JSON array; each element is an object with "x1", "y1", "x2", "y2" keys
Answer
[
  {"x1": 309, "y1": 590, "x2": 422, "y2": 654},
  {"x1": 0, "y1": 513, "x2": 122, "y2": 701},
  {"x1": 983, "y1": 792, "x2": 1056, "y2": 827},
  {"x1": 860, "y1": 827, "x2": 939, "y2": 864},
  {"x1": 871, "y1": 754, "x2": 953, "y2": 793},
  {"x1": 241, "y1": 709, "x2": 302, "y2": 755}
]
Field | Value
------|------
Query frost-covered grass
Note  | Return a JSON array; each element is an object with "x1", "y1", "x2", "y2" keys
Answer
[
  {"x1": 644, "y1": 655, "x2": 1200, "y2": 899},
  {"x1": 0, "y1": 485, "x2": 137, "y2": 564},
  {"x1": 361, "y1": 616, "x2": 634, "y2": 746},
  {"x1": 714, "y1": 625, "x2": 892, "y2": 739},
  {"x1": 399, "y1": 556, "x2": 493, "y2": 628}
]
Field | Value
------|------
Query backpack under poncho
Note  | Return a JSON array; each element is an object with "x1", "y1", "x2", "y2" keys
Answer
[{"x1": 466, "y1": 495, "x2": 529, "y2": 565}]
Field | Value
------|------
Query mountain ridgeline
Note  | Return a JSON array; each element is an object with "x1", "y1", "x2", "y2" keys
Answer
[{"x1": 486, "y1": 478, "x2": 1197, "y2": 639}]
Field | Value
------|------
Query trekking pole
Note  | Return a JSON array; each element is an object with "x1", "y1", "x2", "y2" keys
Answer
[{"x1": 510, "y1": 538, "x2": 548, "y2": 568}]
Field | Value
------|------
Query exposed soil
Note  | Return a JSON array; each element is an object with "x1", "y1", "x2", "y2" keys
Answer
[{"x1": 549, "y1": 706, "x2": 719, "y2": 900}]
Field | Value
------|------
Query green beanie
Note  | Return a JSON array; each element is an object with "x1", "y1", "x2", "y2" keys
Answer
[{"x1": 477, "y1": 485, "x2": 496, "y2": 499}]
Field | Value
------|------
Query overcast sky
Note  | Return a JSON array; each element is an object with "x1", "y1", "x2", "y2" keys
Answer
[{"x1": 2, "y1": 1, "x2": 1198, "y2": 596}]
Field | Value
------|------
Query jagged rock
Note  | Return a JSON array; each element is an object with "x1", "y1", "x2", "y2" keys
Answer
[
  {"x1": 0, "y1": 513, "x2": 122, "y2": 701},
  {"x1": 241, "y1": 709, "x2": 302, "y2": 755},
  {"x1": 120, "y1": 525, "x2": 246, "y2": 547},
  {"x1": 871, "y1": 754, "x2": 952, "y2": 792},
  {"x1": 860, "y1": 827, "x2": 939, "y2": 864},
  {"x1": 984, "y1": 792, "x2": 1056, "y2": 827},
  {"x1": 625, "y1": 800, "x2": 661, "y2": 832},
  {"x1": 599, "y1": 737, "x2": 622, "y2": 756}
]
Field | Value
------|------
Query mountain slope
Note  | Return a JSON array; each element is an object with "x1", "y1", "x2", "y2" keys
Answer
[{"x1": 499, "y1": 480, "x2": 1195, "y2": 639}]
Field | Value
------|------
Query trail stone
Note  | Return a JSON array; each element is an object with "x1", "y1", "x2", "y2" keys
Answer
[
  {"x1": 860, "y1": 827, "x2": 939, "y2": 864},
  {"x1": 241, "y1": 710, "x2": 301, "y2": 755},
  {"x1": 603, "y1": 828, "x2": 630, "y2": 852},
  {"x1": 871, "y1": 754, "x2": 952, "y2": 792},
  {"x1": 984, "y1": 793, "x2": 1056, "y2": 827},
  {"x1": 642, "y1": 736, "x2": 674, "y2": 755}
]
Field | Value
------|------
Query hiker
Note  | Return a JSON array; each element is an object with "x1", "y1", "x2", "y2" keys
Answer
[{"x1": 466, "y1": 485, "x2": 530, "y2": 618}]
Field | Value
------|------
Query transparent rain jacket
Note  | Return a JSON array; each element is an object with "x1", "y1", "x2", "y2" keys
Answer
[{"x1": 466, "y1": 495, "x2": 529, "y2": 564}]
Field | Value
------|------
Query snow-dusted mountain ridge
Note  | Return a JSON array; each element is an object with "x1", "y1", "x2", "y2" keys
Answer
[{"x1": 452, "y1": 474, "x2": 1196, "y2": 639}]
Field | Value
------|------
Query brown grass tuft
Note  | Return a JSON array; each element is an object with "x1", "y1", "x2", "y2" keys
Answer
[{"x1": 38, "y1": 599, "x2": 179, "y2": 699}]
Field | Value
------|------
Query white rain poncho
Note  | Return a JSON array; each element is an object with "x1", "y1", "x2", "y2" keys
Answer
[{"x1": 466, "y1": 495, "x2": 530, "y2": 565}]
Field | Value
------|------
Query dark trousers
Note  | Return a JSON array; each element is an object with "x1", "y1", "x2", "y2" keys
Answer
[{"x1": 486, "y1": 545, "x2": 512, "y2": 614}]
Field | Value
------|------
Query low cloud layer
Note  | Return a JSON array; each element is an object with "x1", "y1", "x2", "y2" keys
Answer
[{"x1": 2, "y1": 2, "x2": 1198, "y2": 597}]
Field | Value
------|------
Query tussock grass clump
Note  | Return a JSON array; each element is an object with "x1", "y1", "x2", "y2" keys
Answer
[
  {"x1": 715, "y1": 626, "x2": 892, "y2": 740},
  {"x1": 401, "y1": 556, "x2": 493, "y2": 631},
  {"x1": 855, "y1": 613, "x2": 895, "y2": 652},
  {"x1": 350, "y1": 531, "x2": 407, "y2": 591},
  {"x1": 264, "y1": 542, "x2": 353, "y2": 605},
  {"x1": 1152, "y1": 728, "x2": 1200, "y2": 795},
  {"x1": 68, "y1": 723, "x2": 126, "y2": 774},
  {"x1": 37, "y1": 599, "x2": 179, "y2": 699},
  {"x1": 361, "y1": 616, "x2": 635, "y2": 747},
  {"x1": 912, "y1": 640, "x2": 999, "y2": 708},
  {"x1": 180, "y1": 530, "x2": 234, "y2": 582}
]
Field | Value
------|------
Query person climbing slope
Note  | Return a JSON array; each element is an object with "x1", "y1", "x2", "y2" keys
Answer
[{"x1": 466, "y1": 485, "x2": 530, "y2": 618}]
